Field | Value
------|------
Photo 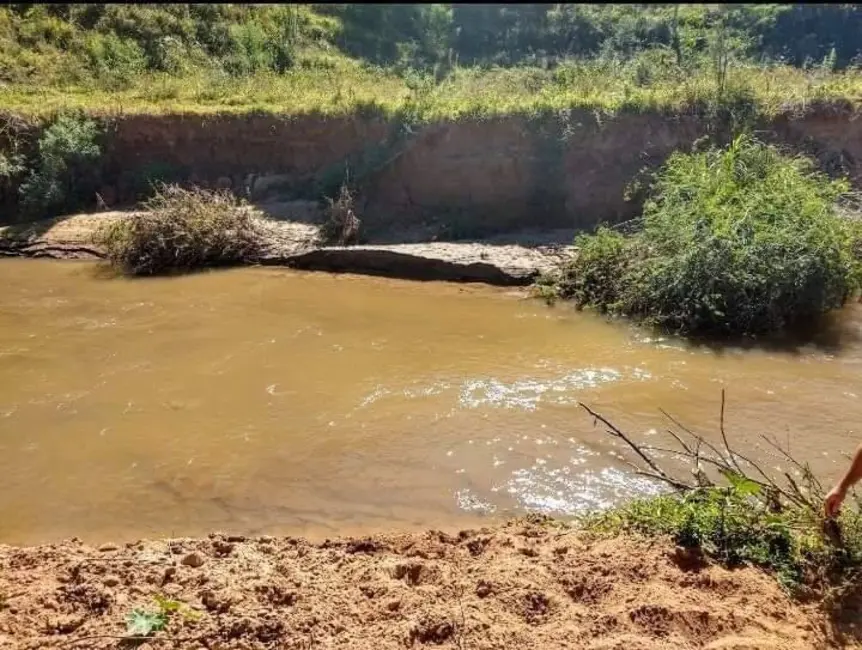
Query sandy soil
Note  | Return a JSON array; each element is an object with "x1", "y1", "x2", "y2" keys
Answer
[
  {"x1": 0, "y1": 210, "x2": 573, "y2": 285},
  {"x1": 0, "y1": 518, "x2": 854, "y2": 650},
  {"x1": 0, "y1": 211, "x2": 319, "y2": 261}
]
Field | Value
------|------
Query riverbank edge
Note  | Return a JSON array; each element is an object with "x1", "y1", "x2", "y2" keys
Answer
[
  {"x1": 4, "y1": 100, "x2": 861, "y2": 242},
  {"x1": 0, "y1": 516, "x2": 845, "y2": 650},
  {"x1": 0, "y1": 212, "x2": 575, "y2": 286}
]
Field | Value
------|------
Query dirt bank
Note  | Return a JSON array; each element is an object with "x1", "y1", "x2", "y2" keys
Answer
[
  {"x1": 4, "y1": 106, "x2": 862, "y2": 240},
  {"x1": 0, "y1": 211, "x2": 573, "y2": 285},
  {"x1": 0, "y1": 518, "x2": 852, "y2": 650}
]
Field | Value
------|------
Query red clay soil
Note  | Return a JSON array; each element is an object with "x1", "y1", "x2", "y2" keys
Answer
[{"x1": 1, "y1": 518, "x2": 857, "y2": 650}]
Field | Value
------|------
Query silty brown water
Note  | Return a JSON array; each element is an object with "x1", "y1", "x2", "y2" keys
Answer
[{"x1": 1, "y1": 259, "x2": 862, "y2": 545}]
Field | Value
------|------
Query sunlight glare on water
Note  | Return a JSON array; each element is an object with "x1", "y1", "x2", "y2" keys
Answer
[{"x1": 1, "y1": 259, "x2": 862, "y2": 544}]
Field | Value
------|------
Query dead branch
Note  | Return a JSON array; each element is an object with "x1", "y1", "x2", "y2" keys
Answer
[
  {"x1": 666, "y1": 427, "x2": 693, "y2": 456},
  {"x1": 580, "y1": 392, "x2": 825, "y2": 513},
  {"x1": 579, "y1": 402, "x2": 694, "y2": 490},
  {"x1": 660, "y1": 407, "x2": 733, "y2": 468},
  {"x1": 719, "y1": 389, "x2": 746, "y2": 476},
  {"x1": 761, "y1": 433, "x2": 824, "y2": 494}
]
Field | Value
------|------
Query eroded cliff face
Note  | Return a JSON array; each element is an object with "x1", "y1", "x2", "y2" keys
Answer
[
  {"x1": 97, "y1": 111, "x2": 709, "y2": 237},
  {"x1": 3, "y1": 105, "x2": 861, "y2": 239},
  {"x1": 363, "y1": 113, "x2": 709, "y2": 237}
]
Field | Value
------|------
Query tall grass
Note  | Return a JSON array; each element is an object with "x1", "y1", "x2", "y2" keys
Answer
[
  {"x1": 4, "y1": 58, "x2": 862, "y2": 119},
  {"x1": 4, "y1": 4, "x2": 862, "y2": 119}
]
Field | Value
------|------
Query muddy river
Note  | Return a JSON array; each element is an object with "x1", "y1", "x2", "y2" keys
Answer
[{"x1": 2, "y1": 259, "x2": 862, "y2": 545}]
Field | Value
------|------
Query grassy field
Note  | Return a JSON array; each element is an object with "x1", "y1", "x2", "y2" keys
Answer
[
  {"x1": 3, "y1": 4, "x2": 862, "y2": 120},
  {"x1": 3, "y1": 60, "x2": 862, "y2": 120}
]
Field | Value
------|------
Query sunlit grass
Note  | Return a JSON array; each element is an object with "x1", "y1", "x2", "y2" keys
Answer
[
  {"x1": 0, "y1": 62, "x2": 410, "y2": 118},
  {"x1": 2, "y1": 59, "x2": 862, "y2": 120}
]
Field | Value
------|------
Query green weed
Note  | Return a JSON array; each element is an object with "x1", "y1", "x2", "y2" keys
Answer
[
  {"x1": 579, "y1": 398, "x2": 862, "y2": 602},
  {"x1": 590, "y1": 484, "x2": 862, "y2": 597},
  {"x1": 126, "y1": 608, "x2": 167, "y2": 637},
  {"x1": 125, "y1": 594, "x2": 199, "y2": 638}
]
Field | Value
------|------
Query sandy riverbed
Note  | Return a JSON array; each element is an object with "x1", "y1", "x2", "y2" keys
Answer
[{"x1": 0, "y1": 211, "x2": 574, "y2": 285}]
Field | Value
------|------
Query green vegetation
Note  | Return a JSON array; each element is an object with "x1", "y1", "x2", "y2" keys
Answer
[
  {"x1": 4, "y1": 4, "x2": 862, "y2": 282},
  {"x1": 580, "y1": 399, "x2": 862, "y2": 602},
  {"x1": 591, "y1": 487, "x2": 862, "y2": 596},
  {"x1": 16, "y1": 112, "x2": 103, "y2": 218},
  {"x1": 547, "y1": 136, "x2": 862, "y2": 336},
  {"x1": 95, "y1": 184, "x2": 267, "y2": 276},
  {"x1": 125, "y1": 594, "x2": 198, "y2": 638},
  {"x1": 2, "y1": 4, "x2": 862, "y2": 117},
  {"x1": 126, "y1": 607, "x2": 167, "y2": 637},
  {"x1": 0, "y1": 111, "x2": 106, "y2": 220}
]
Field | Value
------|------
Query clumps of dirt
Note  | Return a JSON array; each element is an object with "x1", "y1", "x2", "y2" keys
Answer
[
  {"x1": 409, "y1": 614, "x2": 456, "y2": 645},
  {"x1": 0, "y1": 523, "x2": 847, "y2": 649}
]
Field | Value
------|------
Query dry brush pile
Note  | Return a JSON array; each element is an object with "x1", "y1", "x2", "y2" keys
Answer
[{"x1": 94, "y1": 184, "x2": 268, "y2": 276}]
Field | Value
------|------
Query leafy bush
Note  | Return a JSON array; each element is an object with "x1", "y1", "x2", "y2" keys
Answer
[
  {"x1": 554, "y1": 226, "x2": 633, "y2": 308},
  {"x1": 0, "y1": 148, "x2": 26, "y2": 180},
  {"x1": 18, "y1": 113, "x2": 103, "y2": 218},
  {"x1": 223, "y1": 19, "x2": 295, "y2": 77},
  {"x1": 83, "y1": 32, "x2": 147, "y2": 89},
  {"x1": 556, "y1": 136, "x2": 861, "y2": 336},
  {"x1": 95, "y1": 184, "x2": 266, "y2": 275},
  {"x1": 591, "y1": 485, "x2": 862, "y2": 596}
]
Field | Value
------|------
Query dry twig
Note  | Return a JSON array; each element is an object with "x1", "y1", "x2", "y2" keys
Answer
[{"x1": 579, "y1": 391, "x2": 825, "y2": 513}]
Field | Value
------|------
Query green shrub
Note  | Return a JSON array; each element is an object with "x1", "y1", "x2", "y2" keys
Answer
[
  {"x1": 590, "y1": 485, "x2": 862, "y2": 595},
  {"x1": 18, "y1": 113, "x2": 103, "y2": 218},
  {"x1": 556, "y1": 135, "x2": 861, "y2": 336},
  {"x1": 83, "y1": 32, "x2": 147, "y2": 89},
  {"x1": 224, "y1": 22, "x2": 271, "y2": 76},
  {"x1": 576, "y1": 398, "x2": 862, "y2": 602},
  {"x1": 95, "y1": 184, "x2": 266, "y2": 276},
  {"x1": 555, "y1": 226, "x2": 632, "y2": 309}
]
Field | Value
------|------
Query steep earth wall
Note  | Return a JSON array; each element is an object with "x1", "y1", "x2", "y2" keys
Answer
[{"x1": 5, "y1": 105, "x2": 862, "y2": 238}]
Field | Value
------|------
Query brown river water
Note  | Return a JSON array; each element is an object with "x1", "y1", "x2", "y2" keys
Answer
[{"x1": 2, "y1": 259, "x2": 862, "y2": 546}]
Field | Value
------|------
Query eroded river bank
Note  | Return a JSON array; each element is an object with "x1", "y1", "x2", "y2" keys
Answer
[{"x1": 0, "y1": 519, "x2": 847, "y2": 650}]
